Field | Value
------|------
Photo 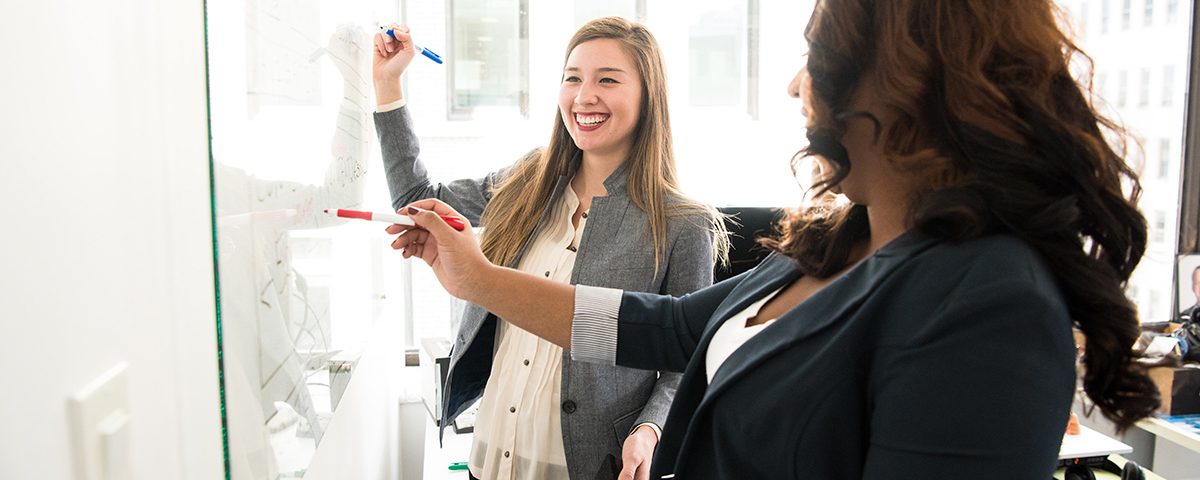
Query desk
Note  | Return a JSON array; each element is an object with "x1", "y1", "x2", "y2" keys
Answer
[
  {"x1": 1055, "y1": 426, "x2": 1166, "y2": 480},
  {"x1": 1059, "y1": 425, "x2": 1132, "y2": 459},
  {"x1": 1136, "y1": 416, "x2": 1200, "y2": 454}
]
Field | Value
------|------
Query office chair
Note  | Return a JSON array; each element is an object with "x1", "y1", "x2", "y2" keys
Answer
[
  {"x1": 714, "y1": 207, "x2": 784, "y2": 282},
  {"x1": 1061, "y1": 459, "x2": 1145, "y2": 480}
]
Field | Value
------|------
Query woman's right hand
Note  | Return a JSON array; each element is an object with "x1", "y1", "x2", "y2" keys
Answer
[
  {"x1": 386, "y1": 199, "x2": 491, "y2": 302},
  {"x1": 372, "y1": 24, "x2": 417, "y2": 103}
]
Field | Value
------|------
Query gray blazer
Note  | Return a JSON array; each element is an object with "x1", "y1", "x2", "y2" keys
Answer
[{"x1": 375, "y1": 107, "x2": 715, "y2": 479}]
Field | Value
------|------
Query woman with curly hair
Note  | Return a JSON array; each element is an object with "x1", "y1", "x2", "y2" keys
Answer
[{"x1": 387, "y1": 1, "x2": 1160, "y2": 477}]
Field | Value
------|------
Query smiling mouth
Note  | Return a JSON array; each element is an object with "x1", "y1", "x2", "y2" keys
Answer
[{"x1": 574, "y1": 113, "x2": 610, "y2": 129}]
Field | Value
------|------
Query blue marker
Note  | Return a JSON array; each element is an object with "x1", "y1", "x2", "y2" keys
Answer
[{"x1": 379, "y1": 25, "x2": 444, "y2": 64}]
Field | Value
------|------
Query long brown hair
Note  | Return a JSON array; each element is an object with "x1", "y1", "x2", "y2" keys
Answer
[
  {"x1": 479, "y1": 17, "x2": 727, "y2": 269},
  {"x1": 763, "y1": 0, "x2": 1158, "y2": 430}
]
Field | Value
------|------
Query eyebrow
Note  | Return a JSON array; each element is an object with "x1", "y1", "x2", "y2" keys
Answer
[{"x1": 564, "y1": 67, "x2": 629, "y2": 74}]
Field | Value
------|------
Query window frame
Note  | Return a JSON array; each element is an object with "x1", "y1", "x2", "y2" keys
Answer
[
  {"x1": 445, "y1": 0, "x2": 531, "y2": 120},
  {"x1": 1174, "y1": 1, "x2": 1200, "y2": 313}
]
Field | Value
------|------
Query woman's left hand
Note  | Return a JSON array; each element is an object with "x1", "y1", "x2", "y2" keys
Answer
[{"x1": 619, "y1": 425, "x2": 659, "y2": 480}]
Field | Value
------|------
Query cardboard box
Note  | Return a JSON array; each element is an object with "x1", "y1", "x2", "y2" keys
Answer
[{"x1": 1148, "y1": 365, "x2": 1200, "y2": 415}]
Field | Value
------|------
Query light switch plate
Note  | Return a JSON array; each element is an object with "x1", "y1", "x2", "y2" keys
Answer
[{"x1": 69, "y1": 362, "x2": 132, "y2": 480}]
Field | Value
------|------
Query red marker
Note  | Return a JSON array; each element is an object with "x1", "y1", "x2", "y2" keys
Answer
[{"x1": 324, "y1": 208, "x2": 467, "y2": 231}]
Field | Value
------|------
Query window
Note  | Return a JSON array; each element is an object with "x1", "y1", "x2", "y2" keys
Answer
[
  {"x1": 1081, "y1": 1, "x2": 1090, "y2": 34},
  {"x1": 1104, "y1": 0, "x2": 1113, "y2": 31},
  {"x1": 1117, "y1": 70, "x2": 1128, "y2": 107},
  {"x1": 1130, "y1": 135, "x2": 1146, "y2": 173},
  {"x1": 1163, "y1": 64, "x2": 1175, "y2": 106},
  {"x1": 1154, "y1": 210, "x2": 1167, "y2": 243},
  {"x1": 686, "y1": 0, "x2": 754, "y2": 113},
  {"x1": 1058, "y1": 0, "x2": 1192, "y2": 324},
  {"x1": 1150, "y1": 290, "x2": 1162, "y2": 321},
  {"x1": 1122, "y1": 0, "x2": 1132, "y2": 29},
  {"x1": 574, "y1": 0, "x2": 644, "y2": 25},
  {"x1": 448, "y1": 0, "x2": 529, "y2": 118},
  {"x1": 1139, "y1": 68, "x2": 1150, "y2": 107},
  {"x1": 1159, "y1": 138, "x2": 1172, "y2": 179}
]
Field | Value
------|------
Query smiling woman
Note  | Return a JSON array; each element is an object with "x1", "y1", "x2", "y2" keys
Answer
[
  {"x1": 558, "y1": 39, "x2": 643, "y2": 160},
  {"x1": 372, "y1": 16, "x2": 727, "y2": 480}
]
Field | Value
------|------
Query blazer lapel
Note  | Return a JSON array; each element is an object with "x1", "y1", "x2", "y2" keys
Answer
[
  {"x1": 695, "y1": 254, "x2": 803, "y2": 346},
  {"x1": 699, "y1": 232, "x2": 938, "y2": 404}
]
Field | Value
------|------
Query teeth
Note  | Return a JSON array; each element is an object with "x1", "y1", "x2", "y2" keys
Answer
[{"x1": 575, "y1": 114, "x2": 609, "y2": 126}]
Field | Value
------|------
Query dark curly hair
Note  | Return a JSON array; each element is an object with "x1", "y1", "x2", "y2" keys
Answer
[{"x1": 761, "y1": 0, "x2": 1159, "y2": 430}]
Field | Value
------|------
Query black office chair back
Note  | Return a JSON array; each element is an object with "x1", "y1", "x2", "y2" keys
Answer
[{"x1": 714, "y1": 207, "x2": 784, "y2": 283}]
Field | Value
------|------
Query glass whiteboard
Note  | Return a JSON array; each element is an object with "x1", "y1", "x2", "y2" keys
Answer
[{"x1": 205, "y1": 0, "x2": 406, "y2": 477}]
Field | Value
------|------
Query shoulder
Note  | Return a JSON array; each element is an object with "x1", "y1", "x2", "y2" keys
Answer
[
  {"x1": 663, "y1": 208, "x2": 717, "y2": 249},
  {"x1": 929, "y1": 234, "x2": 1051, "y2": 283},
  {"x1": 895, "y1": 233, "x2": 1064, "y2": 310},
  {"x1": 661, "y1": 194, "x2": 717, "y2": 230},
  {"x1": 877, "y1": 234, "x2": 1073, "y2": 349}
]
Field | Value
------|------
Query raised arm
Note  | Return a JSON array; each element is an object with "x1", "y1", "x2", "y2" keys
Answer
[
  {"x1": 374, "y1": 107, "x2": 503, "y2": 224},
  {"x1": 372, "y1": 25, "x2": 500, "y2": 224}
]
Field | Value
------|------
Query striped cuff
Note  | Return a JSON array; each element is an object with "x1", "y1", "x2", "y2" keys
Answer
[
  {"x1": 376, "y1": 98, "x2": 408, "y2": 113},
  {"x1": 630, "y1": 422, "x2": 662, "y2": 441},
  {"x1": 570, "y1": 285, "x2": 623, "y2": 366}
]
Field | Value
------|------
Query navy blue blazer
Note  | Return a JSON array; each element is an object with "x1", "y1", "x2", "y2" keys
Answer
[{"x1": 611, "y1": 232, "x2": 1076, "y2": 479}]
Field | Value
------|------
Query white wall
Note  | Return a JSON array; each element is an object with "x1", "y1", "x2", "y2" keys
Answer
[{"x1": 0, "y1": 0, "x2": 224, "y2": 479}]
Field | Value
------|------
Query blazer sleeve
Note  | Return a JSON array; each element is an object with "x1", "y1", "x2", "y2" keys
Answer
[
  {"x1": 633, "y1": 216, "x2": 716, "y2": 432},
  {"x1": 374, "y1": 106, "x2": 506, "y2": 226},
  {"x1": 572, "y1": 267, "x2": 748, "y2": 373},
  {"x1": 861, "y1": 275, "x2": 1076, "y2": 479}
]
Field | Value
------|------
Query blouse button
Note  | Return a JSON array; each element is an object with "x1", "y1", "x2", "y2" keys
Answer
[
  {"x1": 509, "y1": 406, "x2": 516, "y2": 413},
  {"x1": 566, "y1": 245, "x2": 577, "y2": 252},
  {"x1": 523, "y1": 359, "x2": 530, "y2": 366},
  {"x1": 544, "y1": 271, "x2": 550, "y2": 277},
  {"x1": 581, "y1": 212, "x2": 588, "y2": 219},
  {"x1": 504, "y1": 451, "x2": 511, "y2": 458}
]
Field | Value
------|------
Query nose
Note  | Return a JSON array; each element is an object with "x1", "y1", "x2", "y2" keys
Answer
[
  {"x1": 576, "y1": 81, "x2": 599, "y2": 106},
  {"x1": 787, "y1": 70, "x2": 803, "y2": 99}
]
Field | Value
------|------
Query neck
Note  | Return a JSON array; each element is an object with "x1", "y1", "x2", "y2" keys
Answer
[
  {"x1": 575, "y1": 149, "x2": 626, "y2": 193},
  {"x1": 864, "y1": 198, "x2": 911, "y2": 253}
]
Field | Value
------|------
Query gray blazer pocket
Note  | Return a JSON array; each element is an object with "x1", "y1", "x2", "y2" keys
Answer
[{"x1": 612, "y1": 406, "x2": 643, "y2": 447}]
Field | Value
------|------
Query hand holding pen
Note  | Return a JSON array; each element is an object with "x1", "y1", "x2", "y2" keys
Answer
[
  {"x1": 379, "y1": 24, "x2": 442, "y2": 64},
  {"x1": 372, "y1": 24, "x2": 441, "y2": 105}
]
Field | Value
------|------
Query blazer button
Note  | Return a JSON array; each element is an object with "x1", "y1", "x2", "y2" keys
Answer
[{"x1": 561, "y1": 400, "x2": 577, "y2": 414}]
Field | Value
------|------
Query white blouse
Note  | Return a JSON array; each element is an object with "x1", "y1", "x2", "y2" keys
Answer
[
  {"x1": 468, "y1": 186, "x2": 585, "y2": 480},
  {"x1": 704, "y1": 287, "x2": 782, "y2": 383}
]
